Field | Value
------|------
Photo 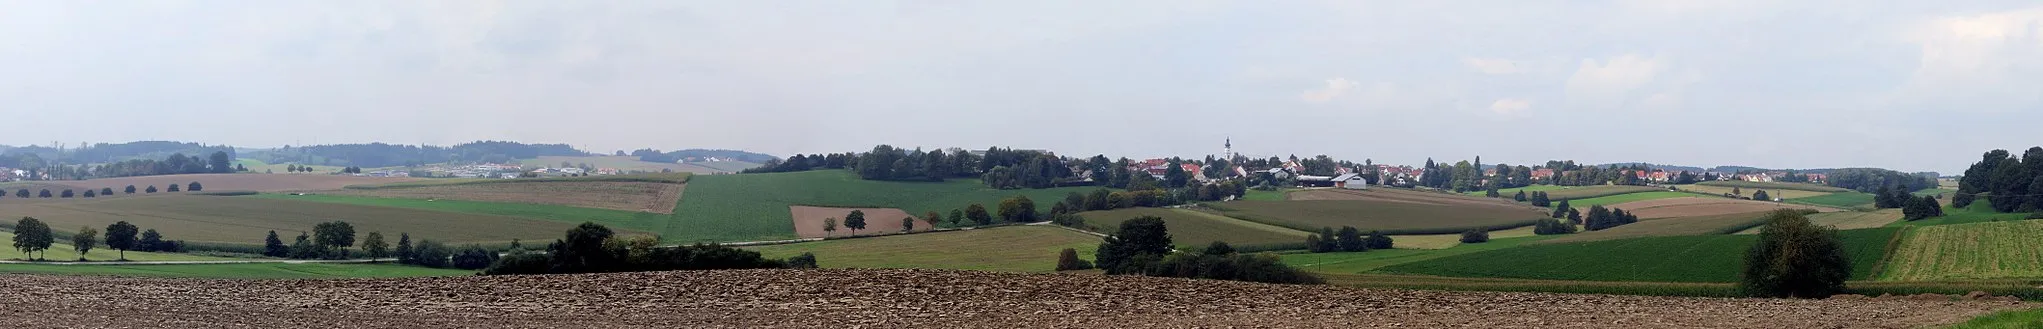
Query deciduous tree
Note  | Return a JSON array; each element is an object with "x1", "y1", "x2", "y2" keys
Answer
[
  {"x1": 965, "y1": 204, "x2": 993, "y2": 225},
  {"x1": 1335, "y1": 226, "x2": 1366, "y2": 252},
  {"x1": 263, "y1": 231, "x2": 289, "y2": 257},
  {"x1": 1741, "y1": 210, "x2": 1850, "y2": 298},
  {"x1": 104, "y1": 221, "x2": 139, "y2": 260},
  {"x1": 361, "y1": 232, "x2": 389, "y2": 259},
  {"x1": 844, "y1": 210, "x2": 867, "y2": 236},
  {"x1": 72, "y1": 226, "x2": 99, "y2": 260},
  {"x1": 823, "y1": 218, "x2": 837, "y2": 237},
  {"x1": 11, "y1": 217, "x2": 53, "y2": 260}
]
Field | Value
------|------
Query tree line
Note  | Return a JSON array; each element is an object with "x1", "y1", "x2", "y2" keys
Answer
[
  {"x1": 1303, "y1": 226, "x2": 1393, "y2": 253},
  {"x1": 1089, "y1": 216, "x2": 1321, "y2": 284},
  {"x1": 1955, "y1": 147, "x2": 2043, "y2": 214},
  {"x1": 483, "y1": 222, "x2": 804, "y2": 275},
  {"x1": 4, "y1": 182, "x2": 201, "y2": 200},
  {"x1": 9, "y1": 218, "x2": 182, "y2": 261}
]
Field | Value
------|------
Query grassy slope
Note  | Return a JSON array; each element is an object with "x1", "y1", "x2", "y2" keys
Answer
[
  {"x1": 1882, "y1": 220, "x2": 2043, "y2": 281},
  {"x1": 0, "y1": 262, "x2": 470, "y2": 279},
  {"x1": 1788, "y1": 192, "x2": 1876, "y2": 208},
  {"x1": 249, "y1": 194, "x2": 667, "y2": 235},
  {"x1": 671, "y1": 170, "x2": 1103, "y2": 243},
  {"x1": 1078, "y1": 208, "x2": 1306, "y2": 249},
  {"x1": 1890, "y1": 201, "x2": 2032, "y2": 227},
  {"x1": 1560, "y1": 191, "x2": 1697, "y2": 208},
  {"x1": 1537, "y1": 212, "x2": 1771, "y2": 244},
  {"x1": 745, "y1": 226, "x2": 1102, "y2": 273},
  {"x1": 1378, "y1": 227, "x2": 1901, "y2": 283},
  {"x1": 1280, "y1": 235, "x2": 1559, "y2": 274},
  {"x1": 0, "y1": 231, "x2": 248, "y2": 262}
]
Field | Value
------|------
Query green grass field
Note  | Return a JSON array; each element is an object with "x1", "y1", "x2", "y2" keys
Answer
[
  {"x1": 1538, "y1": 211, "x2": 1771, "y2": 244},
  {"x1": 1479, "y1": 185, "x2": 1665, "y2": 201},
  {"x1": 670, "y1": 170, "x2": 1106, "y2": 243},
  {"x1": 1946, "y1": 307, "x2": 2043, "y2": 329},
  {"x1": 1697, "y1": 180, "x2": 1850, "y2": 193},
  {"x1": 1889, "y1": 201, "x2": 2032, "y2": 227},
  {"x1": 1788, "y1": 192, "x2": 1875, "y2": 208},
  {"x1": 0, "y1": 195, "x2": 585, "y2": 245},
  {"x1": 745, "y1": 226, "x2": 1102, "y2": 273},
  {"x1": 1241, "y1": 189, "x2": 1293, "y2": 201},
  {"x1": 1378, "y1": 227, "x2": 1901, "y2": 283},
  {"x1": 1280, "y1": 235, "x2": 1558, "y2": 274},
  {"x1": 1882, "y1": 220, "x2": 2043, "y2": 281},
  {"x1": 1206, "y1": 200, "x2": 1545, "y2": 235},
  {"x1": 1078, "y1": 208, "x2": 1306, "y2": 249},
  {"x1": 250, "y1": 194, "x2": 669, "y2": 235},
  {"x1": 0, "y1": 262, "x2": 471, "y2": 279},
  {"x1": 0, "y1": 231, "x2": 249, "y2": 262},
  {"x1": 1559, "y1": 191, "x2": 1697, "y2": 208}
]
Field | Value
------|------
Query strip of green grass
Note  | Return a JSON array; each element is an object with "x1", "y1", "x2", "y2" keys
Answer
[
  {"x1": 0, "y1": 262, "x2": 472, "y2": 279},
  {"x1": 1377, "y1": 227, "x2": 1900, "y2": 283},
  {"x1": 249, "y1": 194, "x2": 667, "y2": 234},
  {"x1": 671, "y1": 170, "x2": 1108, "y2": 243},
  {"x1": 1479, "y1": 185, "x2": 1665, "y2": 201},
  {"x1": 1241, "y1": 189, "x2": 1293, "y2": 201},
  {"x1": 1944, "y1": 307, "x2": 2043, "y2": 329},
  {"x1": 745, "y1": 226, "x2": 1103, "y2": 273}
]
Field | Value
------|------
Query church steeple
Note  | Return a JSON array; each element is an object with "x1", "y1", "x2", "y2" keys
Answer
[{"x1": 1224, "y1": 138, "x2": 1232, "y2": 159}]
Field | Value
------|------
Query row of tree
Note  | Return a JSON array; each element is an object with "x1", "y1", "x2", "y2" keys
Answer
[
  {"x1": 1303, "y1": 226, "x2": 1394, "y2": 253},
  {"x1": 9, "y1": 219, "x2": 180, "y2": 261},
  {"x1": 483, "y1": 222, "x2": 798, "y2": 275},
  {"x1": 86, "y1": 151, "x2": 237, "y2": 178},
  {"x1": 1090, "y1": 216, "x2": 1320, "y2": 284},
  {"x1": 4, "y1": 183, "x2": 202, "y2": 200},
  {"x1": 1955, "y1": 147, "x2": 2043, "y2": 213}
]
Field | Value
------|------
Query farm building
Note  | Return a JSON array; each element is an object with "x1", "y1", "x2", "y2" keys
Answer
[{"x1": 1336, "y1": 174, "x2": 1367, "y2": 189}]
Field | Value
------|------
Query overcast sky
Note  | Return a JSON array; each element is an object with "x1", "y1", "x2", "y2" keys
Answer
[{"x1": 2, "y1": 1, "x2": 2038, "y2": 173}]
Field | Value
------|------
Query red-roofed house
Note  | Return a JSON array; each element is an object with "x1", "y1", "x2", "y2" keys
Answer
[{"x1": 1532, "y1": 169, "x2": 1557, "y2": 180}]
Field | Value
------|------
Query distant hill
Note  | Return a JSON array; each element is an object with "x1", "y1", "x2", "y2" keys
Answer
[{"x1": 629, "y1": 149, "x2": 777, "y2": 164}]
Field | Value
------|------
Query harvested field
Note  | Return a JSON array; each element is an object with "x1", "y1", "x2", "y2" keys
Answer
[
  {"x1": 789, "y1": 206, "x2": 928, "y2": 238},
  {"x1": 324, "y1": 181, "x2": 685, "y2": 213},
  {"x1": 1510, "y1": 185, "x2": 1666, "y2": 200},
  {"x1": 1697, "y1": 180, "x2": 1851, "y2": 193},
  {"x1": 1883, "y1": 220, "x2": 2043, "y2": 281},
  {"x1": 1293, "y1": 188, "x2": 1540, "y2": 210},
  {"x1": 1608, "y1": 197, "x2": 1830, "y2": 219},
  {"x1": 1208, "y1": 200, "x2": 1546, "y2": 235},
  {"x1": 41, "y1": 174, "x2": 423, "y2": 193},
  {"x1": 1078, "y1": 208, "x2": 1305, "y2": 249},
  {"x1": 0, "y1": 269, "x2": 2023, "y2": 328},
  {"x1": 749, "y1": 226, "x2": 1101, "y2": 273},
  {"x1": 1672, "y1": 184, "x2": 1834, "y2": 199},
  {"x1": 0, "y1": 195, "x2": 596, "y2": 245},
  {"x1": 1538, "y1": 212, "x2": 1773, "y2": 244}
]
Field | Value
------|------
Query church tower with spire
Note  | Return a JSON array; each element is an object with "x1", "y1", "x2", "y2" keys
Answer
[{"x1": 1224, "y1": 138, "x2": 1233, "y2": 159}]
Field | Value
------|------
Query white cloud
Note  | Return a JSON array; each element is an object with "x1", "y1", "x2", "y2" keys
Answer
[
  {"x1": 1489, "y1": 98, "x2": 1532, "y2": 115},
  {"x1": 1300, "y1": 77, "x2": 1359, "y2": 103},
  {"x1": 1896, "y1": 7, "x2": 2043, "y2": 112},
  {"x1": 1462, "y1": 57, "x2": 1523, "y2": 74},
  {"x1": 1564, "y1": 54, "x2": 1666, "y2": 109}
]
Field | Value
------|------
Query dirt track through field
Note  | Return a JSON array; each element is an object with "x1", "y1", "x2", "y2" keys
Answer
[
  {"x1": 0, "y1": 269, "x2": 2024, "y2": 328},
  {"x1": 327, "y1": 181, "x2": 686, "y2": 213}
]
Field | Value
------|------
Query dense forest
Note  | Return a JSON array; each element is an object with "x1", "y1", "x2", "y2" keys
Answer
[
  {"x1": 243, "y1": 141, "x2": 586, "y2": 168},
  {"x1": 1954, "y1": 147, "x2": 2043, "y2": 213}
]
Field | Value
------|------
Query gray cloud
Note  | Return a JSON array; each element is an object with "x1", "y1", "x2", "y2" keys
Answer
[{"x1": 1, "y1": 0, "x2": 2038, "y2": 173}]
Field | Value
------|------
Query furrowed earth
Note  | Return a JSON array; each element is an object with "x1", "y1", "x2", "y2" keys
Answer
[{"x1": 0, "y1": 269, "x2": 2024, "y2": 329}]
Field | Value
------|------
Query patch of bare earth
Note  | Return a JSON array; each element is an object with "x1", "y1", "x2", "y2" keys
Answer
[
  {"x1": 1612, "y1": 197, "x2": 1830, "y2": 219},
  {"x1": 0, "y1": 269, "x2": 2025, "y2": 328},
  {"x1": 790, "y1": 206, "x2": 929, "y2": 238},
  {"x1": 327, "y1": 181, "x2": 685, "y2": 213}
]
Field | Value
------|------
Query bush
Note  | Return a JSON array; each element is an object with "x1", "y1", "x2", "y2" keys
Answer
[
  {"x1": 1364, "y1": 231, "x2": 1394, "y2": 250},
  {"x1": 483, "y1": 222, "x2": 792, "y2": 275},
  {"x1": 1459, "y1": 229, "x2": 1490, "y2": 243},
  {"x1": 786, "y1": 252, "x2": 819, "y2": 269},
  {"x1": 2027, "y1": 212, "x2": 2043, "y2": 220},
  {"x1": 484, "y1": 253, "x2": 550, "y2": 275},
  {"x1": 1741, "y1": 210, "x2": 1849, "y2": 298},
  {"x1": 410, "y1": 240, "x2": 453, "y2": 268},
  {"x1": 1054, "y1": 248, "x2": 1094, "y2": 271},
  {"x1": 1533, "y1": 218, "x2": 1577, "y2": 235},
  {"x1": 450, "y1": 244, "x2": 499, "y2": 270},
  {"x1": 1201, "y1": 241, "x2": 1235, "y2": 256},
  {"x1": 1146, "y1": 252, "x2": 1322, "y2": 285}
]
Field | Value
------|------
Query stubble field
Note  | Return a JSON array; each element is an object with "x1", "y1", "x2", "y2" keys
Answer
[{"x1": 0, "y1": 269, "x2": 2023, "y2": 328}]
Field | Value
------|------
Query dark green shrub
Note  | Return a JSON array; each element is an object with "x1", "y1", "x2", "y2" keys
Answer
[
  {"x1": 1741, "y1": 210, "x2": 1849, "y2": 298},
  {"x1": 786, "y1": 252, "x2": 818, "y2": 269},
  {"x1": 1460, "y1": 229, "x2": 1490, "y2": 243},
  {"x1": 451, "y1": 244, "x2": 499, "y2": 270},
  {"x1": 1055, "y1": 248, "x2": 1093, "y2": 271}
]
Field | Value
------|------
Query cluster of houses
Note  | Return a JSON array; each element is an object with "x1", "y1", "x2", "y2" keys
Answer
[{"x1": 0, "y1": 167, "x2": 23, "y2": 182}]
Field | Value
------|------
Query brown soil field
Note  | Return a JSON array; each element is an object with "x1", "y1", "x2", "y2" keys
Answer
[
  {"x1": 1291, "y1": 188, "x2": 1540, "y2": 211},
  {"x1": 39, "y1": 174, "x2": 424, "y2": 193},
  {"x1": 790, "y1": 206, "x2": 930, "y2": 238},
  {"x1": 325, "y1": 181, "x2": 685, "y2": 213},
  {"x1": 0, "y1": 269, "x2": 2024, "y2": 328},
  {"x1": 1609, "y1": 197, "x2": 1830, "y2": 219},
  {"x1": 0, "y1": 195, "x2": 597, "y2": 244}
]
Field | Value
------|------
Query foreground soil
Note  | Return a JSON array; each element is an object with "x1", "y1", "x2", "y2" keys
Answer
[{"x1": 0, "y1": 269, "x2": 2026, "y2": 328}]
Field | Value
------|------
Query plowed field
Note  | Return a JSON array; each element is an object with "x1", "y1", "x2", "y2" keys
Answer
[
  {"x1": 790, "y1": 206, "x2": 927, "y2": 238},
  {"x1": 0, "y1": 269, "x2": 2023, "y2": 328}
]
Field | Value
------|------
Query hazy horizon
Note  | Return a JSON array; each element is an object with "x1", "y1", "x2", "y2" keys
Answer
[{"x1": 5, "y1": 1, "x2": 2040, "y2": 173}]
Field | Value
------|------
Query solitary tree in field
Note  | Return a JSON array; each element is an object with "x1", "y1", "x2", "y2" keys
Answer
[
  {"x1": 12, "y1": 217, "x2": 53, "y2": 260},
  {"x1": 924, "y1": 211, "x2": 942, "y2": 229},
  {"x1": 360, "y1": 232, "x2": 389, "y2": 259},
  {"x1": 100, "y1": 187, "x2": 112, "y2": 196},
  {"x1": 60, "y1": 190, "x2": 73, "y2": 198},
  {"x1": 84, "y1": 190, "x2": 96, "y2": 198},
  {"x1": 14, "y1": 189, "x2": 26, "y2": 198},
  {"x1": 313, "y1": 221, "x2": 357, "y2": 258},
  {"x1": 38, "y1": 189, "x2": 51, "y2": 198},
  {"x1": 124, "y1": 185, "x2": 136, "y2": 194},
  {"x1": 138, "y1": 229, "x2": 165, "y2": 252},
  {"x1": 263, "y1": 231, "x2": 289, "y2": 257},
  {"x1": 902, "y1": 217, "x2": 915, "y2": 233},
  {"x1": 145, "y1": 186, "x2": 158, "y2": 193},
  {"x1": 1753, "y1": 190, "x2": 1771, "y2": 202},
  {"x1": 168, "y1": 184, "x2": 181, "y2": 192},
  {"x1": 72, "y1": 226, "x2": 99, "y2": 261},
  {"x1": 1741, "y1": 210, "x2": 1849, "y2": 298},
  {"x1": 188, "y1": 182, "x2": 203, "y2": 192},
  {"x1": 104, "y1": 221, "x2": 139, "y2": 261},
  {"x1": 823, "y1": 218, "x2": 837, "y2": 237},
  {"x1": 844, "y1": 210, "x2": 868, "y2": 236},
  {"x1": 1335, "y1": 226, "x2": 1365, "y2": 252}
]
